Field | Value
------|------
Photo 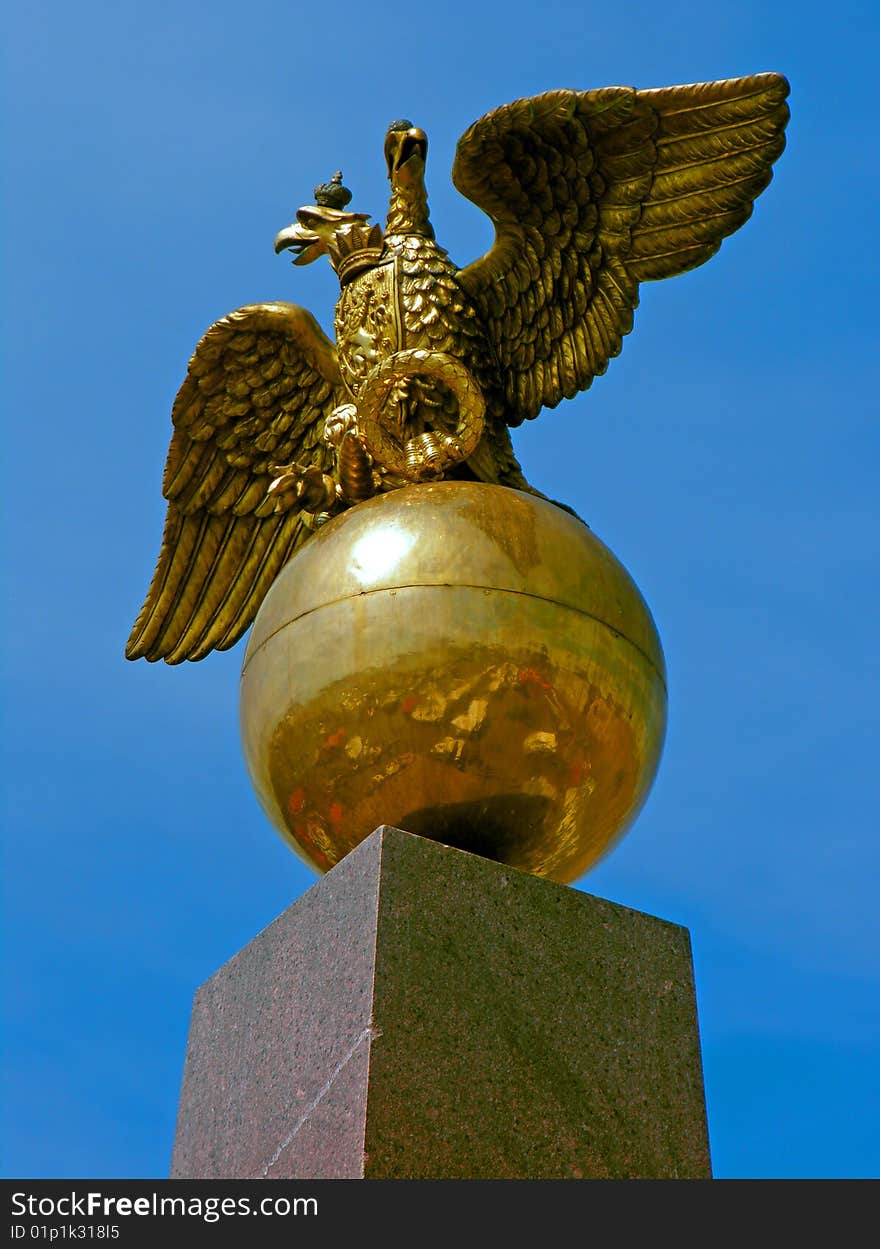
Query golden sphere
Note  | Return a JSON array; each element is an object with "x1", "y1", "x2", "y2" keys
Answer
[{"x1": 240, "y1": 482, "x2": 666, "y2": 883}]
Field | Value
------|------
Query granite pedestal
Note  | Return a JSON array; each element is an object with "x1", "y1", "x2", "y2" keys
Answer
[{"x1": 171, "y1": 826, "x2": 712, "y2": 1178}]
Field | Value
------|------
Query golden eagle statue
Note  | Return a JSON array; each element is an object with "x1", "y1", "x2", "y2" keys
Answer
[{"x1": 127, "y1": 73, "x2": 789, "y2": 664}]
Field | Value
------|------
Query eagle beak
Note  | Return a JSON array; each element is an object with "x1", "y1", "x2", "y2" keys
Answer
[
  {"x1": 274, "y1": 220, "x2": 323, "y2": 266},
  {"x1": 385, "y1": 126, "x2": 428, "y2": 181}
]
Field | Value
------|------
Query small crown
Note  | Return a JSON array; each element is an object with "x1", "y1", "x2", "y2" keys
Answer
[
  {"x1": 313, "y1": 170, "x2": 352, "y2": 210},
  {"x1": 329, "y1": 222, "x2": 386, "y2": 283}
]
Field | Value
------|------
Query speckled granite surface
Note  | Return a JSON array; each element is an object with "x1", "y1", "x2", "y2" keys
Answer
[{"x1": 171, "y1": 826, "x2": 711, "y2": 1179}]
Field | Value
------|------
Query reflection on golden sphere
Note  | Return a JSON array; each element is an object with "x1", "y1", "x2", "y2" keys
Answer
[{"x1": 240, "y1": 482, "x2": 666, "y2": 883}]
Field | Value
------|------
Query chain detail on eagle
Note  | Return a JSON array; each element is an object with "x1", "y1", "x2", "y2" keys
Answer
[{"x1": 126, "y1": 74, "x2": 789, "y2": 664}]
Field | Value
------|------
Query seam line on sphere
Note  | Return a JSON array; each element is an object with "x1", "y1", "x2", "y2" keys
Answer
[
  {"x1": 241, "y1": 583, "x2": 666, "y2": 689},
  {"x1": 259, "y1": 1024, "x2": 376, "y2": 1176}
]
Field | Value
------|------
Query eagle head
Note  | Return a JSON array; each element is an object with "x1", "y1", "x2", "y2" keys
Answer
[
  {"x1": 274, "y1": 204, "x2": 371, "y2": 267},
  {"x1": 384, "y1": 120, "x2": 428, "y2": 189}
]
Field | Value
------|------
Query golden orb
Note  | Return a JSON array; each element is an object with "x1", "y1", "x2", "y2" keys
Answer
[{"x1": 240, "y1": 482, "x2": 666, "y2": 883}]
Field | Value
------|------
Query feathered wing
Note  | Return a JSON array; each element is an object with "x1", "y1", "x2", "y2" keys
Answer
[
  {"x1": 452, "y1": 73, "x2": 790, "y2": 425},
  {"x1": 126, "y1": 302, "x2": 343, "y2": 663}
]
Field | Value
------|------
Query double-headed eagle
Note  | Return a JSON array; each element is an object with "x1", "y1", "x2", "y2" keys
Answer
[{"x1": 127, "y1": 73, "x2": 789, "y2": 664}]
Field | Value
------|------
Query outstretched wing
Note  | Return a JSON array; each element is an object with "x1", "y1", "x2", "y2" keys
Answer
[
  {"x1": 126, "y1": 302, "x2": 343, "y2": 663},
  {"x1": 453, "y1": 73, "x2": 790, "y2": 425}
]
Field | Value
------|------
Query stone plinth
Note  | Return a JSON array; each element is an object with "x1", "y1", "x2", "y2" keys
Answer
[{"x1": 171, "y1": 826, "x2": 712, "y2": 1179}]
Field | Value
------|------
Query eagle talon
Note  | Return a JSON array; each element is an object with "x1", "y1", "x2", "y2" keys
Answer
[
  {"x1": 324, "y1": 403, "x2": 360, "y2": 447},
  {"x1": 266, "y1": 463, "x2": 337, "y2": 514}
]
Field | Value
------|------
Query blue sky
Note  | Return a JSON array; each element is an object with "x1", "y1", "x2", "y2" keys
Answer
[{"x1": 2, "y1": 0, "x2": 878, "y2": 1179}]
